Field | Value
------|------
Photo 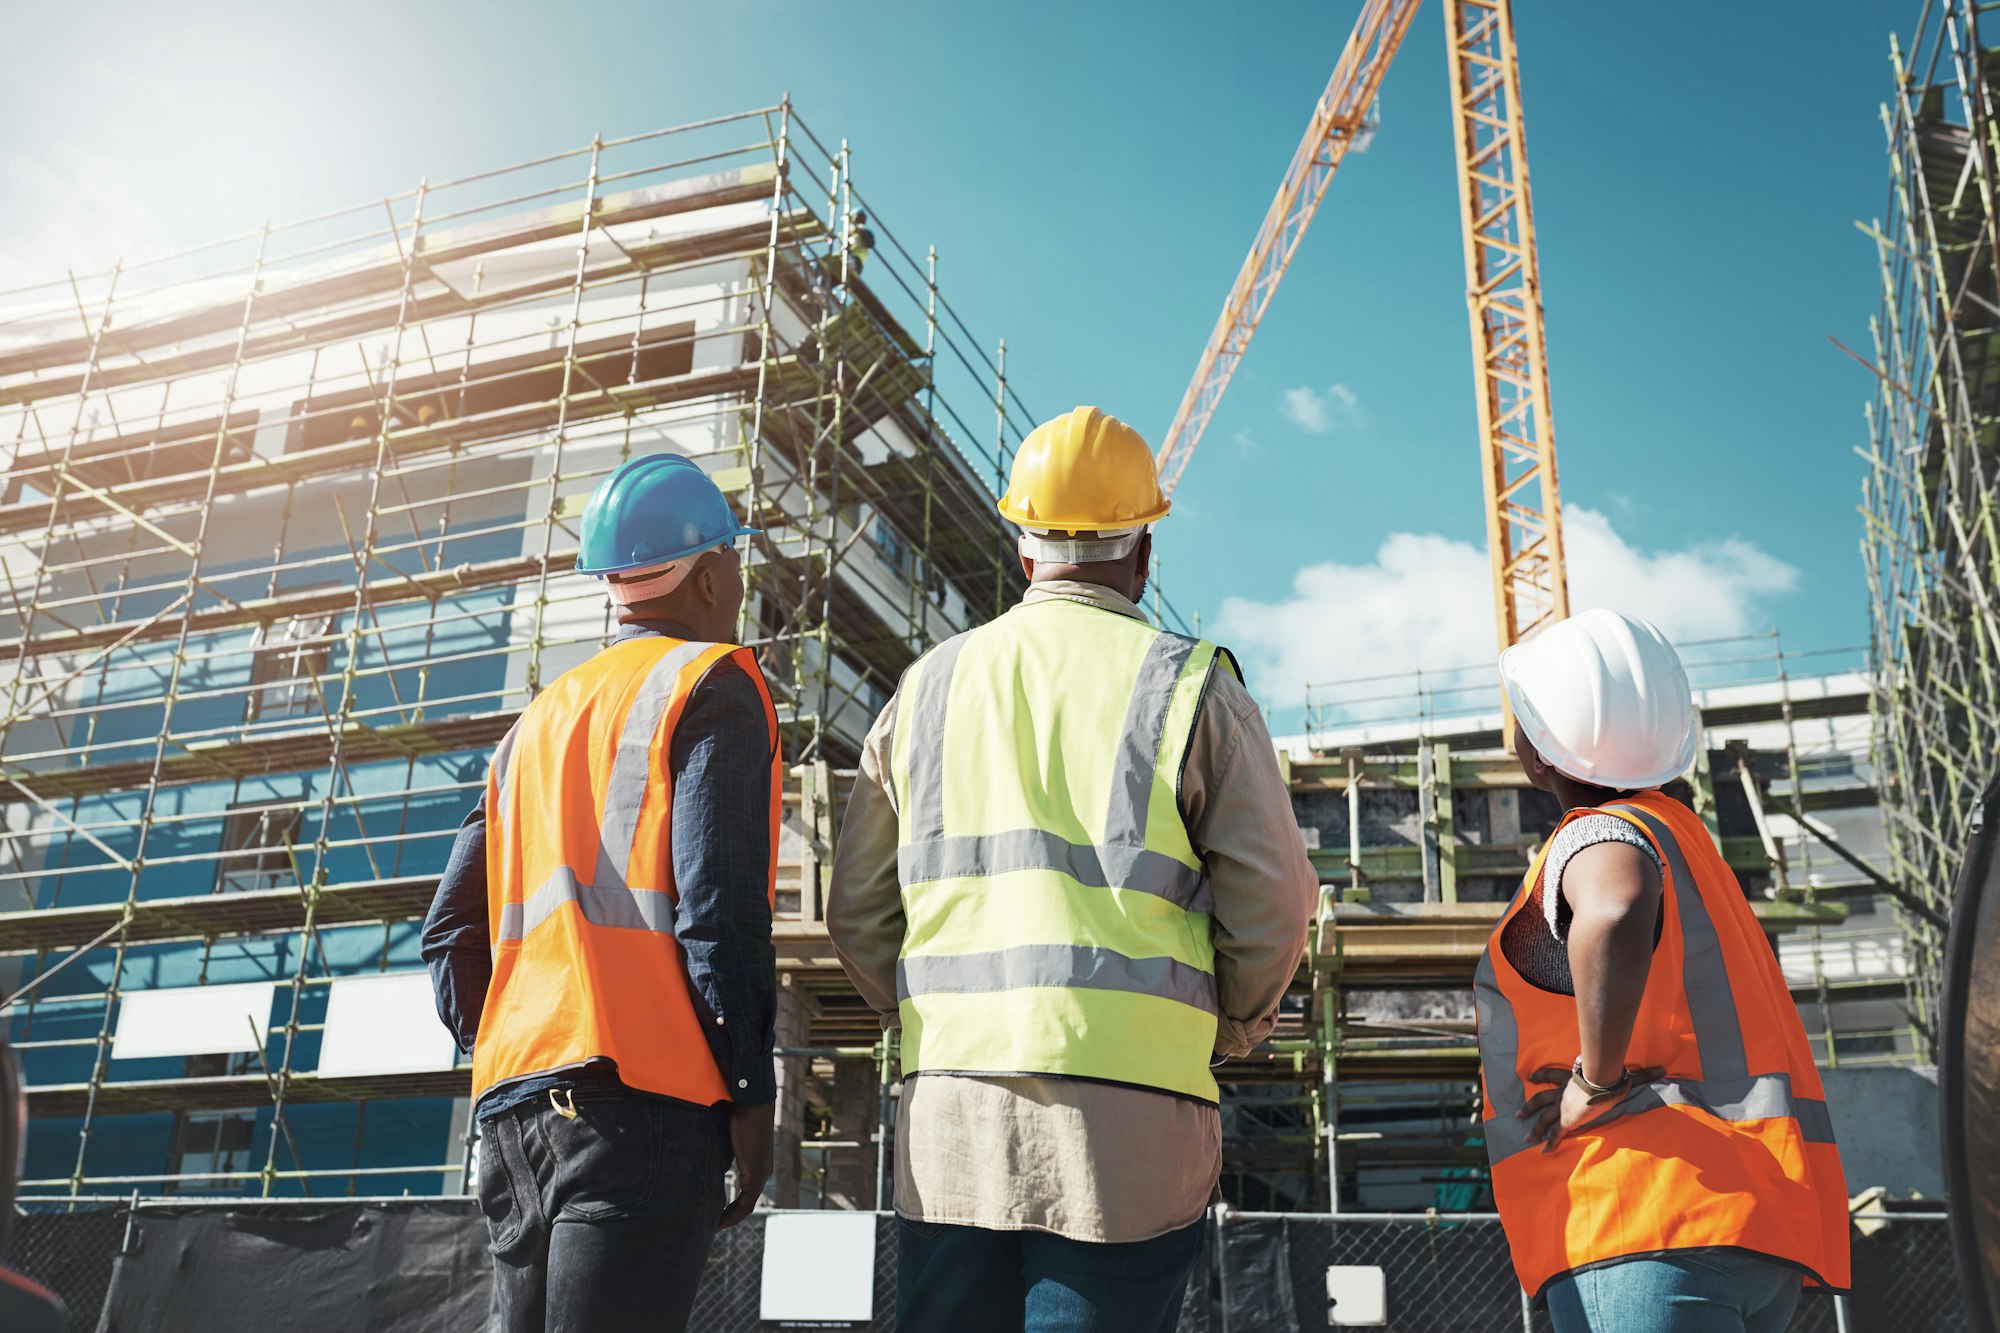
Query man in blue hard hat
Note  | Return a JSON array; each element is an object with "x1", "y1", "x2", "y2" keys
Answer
[{"x1": 423, "y1": 453, "x2": 779, "y2": 1332}]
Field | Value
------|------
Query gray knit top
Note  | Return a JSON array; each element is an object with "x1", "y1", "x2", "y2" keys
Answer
[{"x1": 1499, "y1": 814, "x2": 1664, "y2": 996}]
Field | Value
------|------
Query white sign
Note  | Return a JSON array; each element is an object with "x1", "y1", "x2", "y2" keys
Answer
[
  {"x1": 1326, "y1": 1265, "x2": 1387, "y2": 1326},
  {"x1": 316, "y1": 972, "x2": 460, "y2": 1078},
  {"x1": 112, "y1": 982, "x2": 276, "y2": 1060},
  {"x1": 759, "y1": 1212, "x2": 877, "y2": 1323}
]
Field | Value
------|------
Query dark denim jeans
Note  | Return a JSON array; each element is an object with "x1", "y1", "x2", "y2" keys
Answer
[
  {"x1": 897, "y1": 1214, "x2": 1206, "y2": 1333},
  {"x1": 477, "y1": 1086, "x2": 729, "y2": 1333}
]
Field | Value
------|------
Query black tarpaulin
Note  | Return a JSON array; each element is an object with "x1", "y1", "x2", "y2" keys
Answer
[
  {"x1": 94, "y1": 1203, "x2": 490, "y2": 1333},
  {"x1": 1218, "y1": 1216, "x2": 1299, "y2": 1332}
]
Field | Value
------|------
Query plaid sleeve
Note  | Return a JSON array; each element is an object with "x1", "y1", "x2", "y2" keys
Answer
[
  {"x1": 668, "y1": 657, "x2": 779, "y2": 1105},
  {"x1": 419, "y1": 794, "x2": 492, "y2": 1055}
]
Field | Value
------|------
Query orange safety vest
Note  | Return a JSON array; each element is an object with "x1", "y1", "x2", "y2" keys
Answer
[
  {"x1": 472, "y1": 633, "x2": 780, "y2": 1107},
  {"x1": 1475, "y1": 790, "x2": 1850, "y2": 1298}
]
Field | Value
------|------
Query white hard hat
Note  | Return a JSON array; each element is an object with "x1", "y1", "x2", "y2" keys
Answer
[{"x1": 1498, "y1": 608, "x2": 1698, "y2": 790}]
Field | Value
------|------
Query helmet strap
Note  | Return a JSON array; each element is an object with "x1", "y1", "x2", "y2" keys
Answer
[{"x1": 1018, "y1": 527, "x2": 1145, "y2": 565}]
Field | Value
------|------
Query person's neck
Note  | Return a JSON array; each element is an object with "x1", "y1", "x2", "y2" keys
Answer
[
  {"x1": 618, "y1": 607, "x2": 724, "y2": 640},
  {"x1": 1553, "y1": 776, "x2": 1640, "y2": 813},
  {"x1": 1031, "y1": 568, "x2": 1140, "y2": 601}
]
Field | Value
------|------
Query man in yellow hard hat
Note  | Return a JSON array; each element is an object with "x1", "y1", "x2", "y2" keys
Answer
[{"x1": 828, "y1": 407, "x2": 1316, "y2": 1331}]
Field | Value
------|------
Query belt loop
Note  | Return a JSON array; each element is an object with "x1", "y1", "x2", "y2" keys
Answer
[{"x1": 549, "y1": 1088, "x2": 578, "y2": 1120}]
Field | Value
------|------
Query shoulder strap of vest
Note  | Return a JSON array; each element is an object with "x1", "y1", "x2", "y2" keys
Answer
[
  {"x1": 890, "y1": 629, "x2": 976, "y2": 839},
  {"x1": 1165, "y1": 636, "x2": 1238, "y2": 858},
  {"x1": 1599, "y1": 800, "x2": 1751, "y2": 1084},
  {"x1": 488, "y1": 718, "x2": 524, "y2": 815},
  {"x1": 717, "y1": 644, "x2": 780, "y2": 750},
  {"x1": 590, "y1": 638, "x2": 725, "y2": 893}
]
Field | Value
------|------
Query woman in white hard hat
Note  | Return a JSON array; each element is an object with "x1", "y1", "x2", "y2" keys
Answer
[{"x1": 1476, "y1": 609, "x2": 1849, "y2": 1331}]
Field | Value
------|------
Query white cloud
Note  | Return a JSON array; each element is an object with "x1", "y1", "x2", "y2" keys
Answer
[
  {"x1": 1280, "y1": 383, "x2": 1362, "y2": 435},
  {"x1": 1212, "y1": 506, "x2": 1799, "y2": 709},
  {"x1": 1281, "y1": 387, "x2": 1329, "y2": 433},
  {"x1": 1565, "y1": 507, "x2": 1797, "y2": 639}
]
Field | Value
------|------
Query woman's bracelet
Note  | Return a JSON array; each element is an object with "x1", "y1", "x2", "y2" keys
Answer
[{"x1": 1570, "y1": 1055, "x2": 1632, "y2": 1100}]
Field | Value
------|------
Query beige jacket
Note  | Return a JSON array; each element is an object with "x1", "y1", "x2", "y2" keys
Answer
[{"x1": 826, "y1": 581, "x2": 1317, "y2": 1241}]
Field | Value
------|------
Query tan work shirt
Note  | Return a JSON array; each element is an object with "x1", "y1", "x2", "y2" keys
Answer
[{"x1": 827, "y1": 580, "x2": 1317, "y2": 1242}]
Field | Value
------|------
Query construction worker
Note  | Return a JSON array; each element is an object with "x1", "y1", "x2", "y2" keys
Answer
[
  {"x1": 817, "y1": 209, "x2": 874, "y2": 300},
  {"x1": 827, "y1": 407, "x2": 1316, "y2": 1333},
  {"x1": 421, "y1": 454, "x2": 780, "y2": 1333},
  {"x1": 848, "y1": 210, "x2": 875, "y2": 278},
  {"x1": 1478, "y1": 609, "x2": 1850, "y2": 1331}
]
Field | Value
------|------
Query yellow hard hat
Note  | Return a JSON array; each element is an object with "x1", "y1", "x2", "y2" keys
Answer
[{"x1": 997, "y1": 406, "x2": 1171, "y2": 531}]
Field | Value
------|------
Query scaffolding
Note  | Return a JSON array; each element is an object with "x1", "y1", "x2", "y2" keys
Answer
[
  {"x1": 0, "y1": 104, "x2": 1070, "y2": 1197},
  {"x1": 1862, "y1": 1, "x2": 2000, "y2": 1051}
]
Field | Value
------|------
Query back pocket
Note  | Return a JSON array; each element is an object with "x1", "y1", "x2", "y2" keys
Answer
[
  {"x1": 552, "y1": 1096, "x2": 661, "y2": 1221},
  {"x1": 477, "y1": 1120, "x2": 539, "y2": 1258}
]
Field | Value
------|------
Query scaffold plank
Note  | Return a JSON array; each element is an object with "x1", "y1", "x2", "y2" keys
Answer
[
  {"x1": 1318, "y1": 898, "x2": 1848, "y2": 983},
  {"x1": 0, "y1": 166, "x2": 789, "y2": 389},
  {"x1": 0, "y1": 711, "x2": 520, "y2": 802}
]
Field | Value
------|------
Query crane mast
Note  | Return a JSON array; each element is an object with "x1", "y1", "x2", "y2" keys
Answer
[
  {"x1": 1153, "y1": 0, "x2": 1422, "y2": 498},
  {"x1": 1443, "y1": 0, "x2": 1569, "y2": 651},
  {"x1": 1156, "y1": 0, "x2": 1568, "y2": 656}
]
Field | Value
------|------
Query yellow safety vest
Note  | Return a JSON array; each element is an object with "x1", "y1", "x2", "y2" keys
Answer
[{"x1": 888, "y1": 596, "x2": 1235, "y2": 1103}]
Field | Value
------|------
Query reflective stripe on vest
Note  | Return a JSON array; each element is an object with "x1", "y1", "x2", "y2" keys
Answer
[
  {"x1": 898, "y1": 944, "x2": 1220, "y2": 1016},
  {"x1": 890, "y1": 598, "x2": 1229, "y2": 1102},
  {"x1": 1474, "y1": 792, "x2": 1850, "y2": 1296},
  {"x1": 489, "y1": 640, "x2": 710, "y2": 946},
  {"x1": 474, "y1": 634, "x2": 780, "y2": 1107}
]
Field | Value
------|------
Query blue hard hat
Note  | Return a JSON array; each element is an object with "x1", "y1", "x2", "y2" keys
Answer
[{"x1": 574, "y1": 453, "x2": 758, "y2": 576}]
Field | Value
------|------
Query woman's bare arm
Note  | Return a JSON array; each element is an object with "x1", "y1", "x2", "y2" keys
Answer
[
  {"x1": 1565, "y1": 839, "x2": 1664, "y2": 1084},
  {"x1": 1519, "y1": 839, "x2": 1667, "y2": 1150}
]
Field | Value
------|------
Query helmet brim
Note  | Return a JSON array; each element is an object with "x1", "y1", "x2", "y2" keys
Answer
[
  {"x1": 995, "y1": 498, "x2": 1171, "y2": 530},
  {"x1": 575, "y1": 525, "x2": 759, "y2": 577}
]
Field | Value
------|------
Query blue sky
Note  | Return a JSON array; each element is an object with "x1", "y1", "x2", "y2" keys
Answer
[{"x1": 1, "y1": 1, "x2": 1905, "y2": 711}]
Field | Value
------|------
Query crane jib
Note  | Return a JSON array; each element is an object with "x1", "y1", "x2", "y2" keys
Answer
[{"x1": 1154, "y1": 0, "x2": 1567, "y2": 664}]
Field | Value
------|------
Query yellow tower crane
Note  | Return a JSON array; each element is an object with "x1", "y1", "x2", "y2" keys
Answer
[{"x1": 1155, "y1": 0, "x2": 1569, "y2": 657}]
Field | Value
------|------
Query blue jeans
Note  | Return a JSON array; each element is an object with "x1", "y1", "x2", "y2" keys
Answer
[
  {"x1": 1545, "y1": 1251, "x2": 1804, "y2": 1333},
  {"x1": 477, "y1": 1086, "x2": 730, "y2": 1333},
  {"x1": 897, "y1": 1215, "x2": 1206, "y2": 1333}
]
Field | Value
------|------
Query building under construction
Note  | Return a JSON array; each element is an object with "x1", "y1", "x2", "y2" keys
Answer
[
  {"x1": 0, "y1": 105, "x2": 1041, "y2": 1200},
  {"x1": 1863, "y1": 3, "x2": 2000, "y2": 1048}
]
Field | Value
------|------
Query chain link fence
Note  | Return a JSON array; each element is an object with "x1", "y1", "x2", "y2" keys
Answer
[
  {"x1": 0, "y1": 1199, "x2": 1971, "y2": 1330},
  {"x1": 1216, "y1": 1212, "x2": 1526, "y2": 1330},
  {"x1": 5, "y1": 1199, "x2": 128, "y2": 1331},
  {"x1": 1245, "y1": 1211, "x2": 1969, "y2": 1331}
]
